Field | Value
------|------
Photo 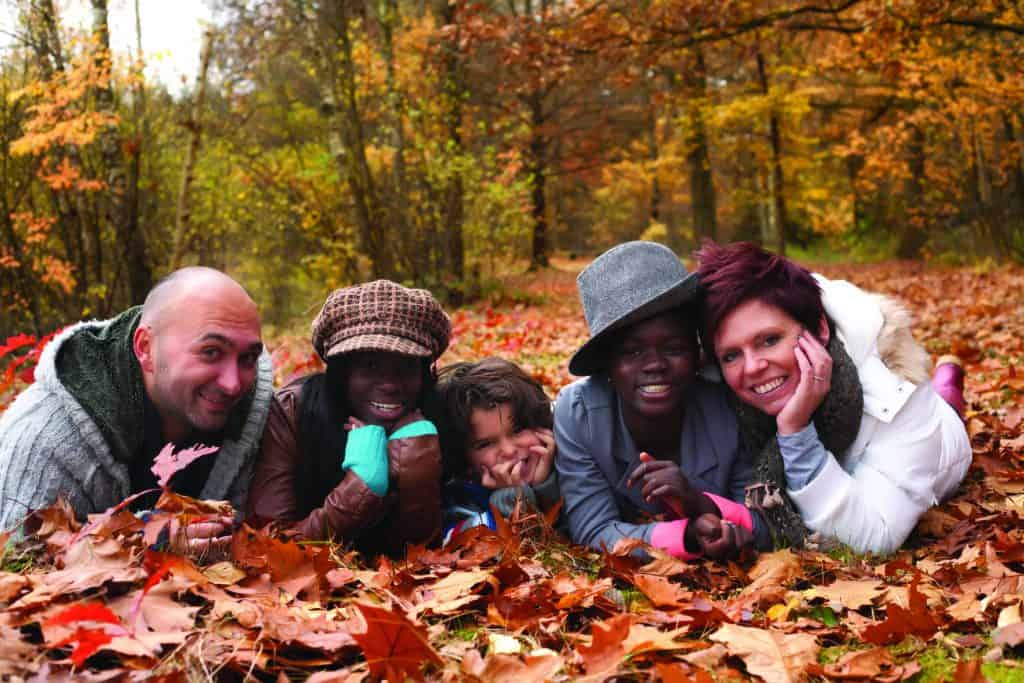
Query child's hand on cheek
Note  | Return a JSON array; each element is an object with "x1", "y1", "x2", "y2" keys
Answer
[
  {"x1": 481, "y1": 460, "x2": 526, "y2": 488},
  {"x1": 528, "y1": 428, "x2": 556, "y2": 485}
]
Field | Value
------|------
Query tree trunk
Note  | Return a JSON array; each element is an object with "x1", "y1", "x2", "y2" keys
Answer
[
  {"x1": 1001, "y1": 111, "x2": 1024, "y2": 257},
  {"x1": 528, "y1": 93, "x2": 549, "y2": 269},
  {"x1": 642, "y1": 80, "x2": 661, "y2": 226},
  {"x1": 310, "y1": 1, "x2": 394, "y2": 280},
  {"x1": 896, "y1": 124, "x2": 927, "y2": 258},
  {"x1": 376, "y1": 0, "x2": 414, "y2": 277},
  {"x1": 969, "y1": 121, "x2": 997, "y2": 256},
  {"x1": 91, "y1": 0, "x2": 150, "y2": 305},
  {"x1": 170, "y1": 27, "x2": 215, "y2": 271},
  {"x1": 685, "y1": 49, "x2": 717, "y2": 242},
  {"x1": 0, "y1": 199, "x2": 42, "y2": 334},
  {"x1": 432, "y1": 0, "x2": 466, "y2": 300},
  {"x1": 757, "y1": 48, "x2": 786, "y2": 255},
  {"x1": 845, "y1": 153, "x2": 865, "y2": 232},
  {"x1": 122, "y1": 0, "x2": 151, "y2": 301},
  {"x1": 378, "y1": 0, "x2": 406, "y2": 199},
  {"x1": 28, "y1": 0, "x2": 93, "y2": 305}
]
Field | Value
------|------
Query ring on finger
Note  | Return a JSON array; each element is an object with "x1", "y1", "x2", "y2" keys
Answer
[{"x1": 812, "y1": 375, "x2": 826, "y2": 381}]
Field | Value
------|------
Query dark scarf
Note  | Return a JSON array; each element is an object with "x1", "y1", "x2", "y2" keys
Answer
[
  {"x1": 57, "y1": 307, "x2": 147, "y2": 465},
  {"x1": 731, "y1": 334, "x2": 864, "y2": 550}
]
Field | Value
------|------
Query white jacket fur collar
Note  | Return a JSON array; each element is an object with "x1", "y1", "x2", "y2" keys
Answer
[{"x1": 816, "y1": 276, "x2": 932, "y2": 385}]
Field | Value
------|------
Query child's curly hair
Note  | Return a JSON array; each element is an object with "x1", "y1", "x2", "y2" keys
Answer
[{"x1": 430, "y1": 358, "x2": 553, "y2": 481}]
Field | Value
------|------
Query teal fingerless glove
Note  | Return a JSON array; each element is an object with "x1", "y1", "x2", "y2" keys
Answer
[
  {"x1": 342, "y1": 425, "x2": 389, "y2": 496},
  {"x1": 388, "y1": 419, "x2": 438, "y2": 440}
]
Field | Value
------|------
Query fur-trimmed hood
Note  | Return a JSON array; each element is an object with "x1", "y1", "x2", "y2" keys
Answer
[{"x1": 817, "y1": 276, "x2": 932, "y2": 386}]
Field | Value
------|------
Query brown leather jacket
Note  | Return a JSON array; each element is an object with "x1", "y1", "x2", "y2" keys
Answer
[{"x1": 246, "y1": 381, "x2": 442, "y2": 554}]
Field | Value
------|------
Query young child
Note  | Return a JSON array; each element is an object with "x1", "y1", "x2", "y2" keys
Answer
[
  {"x1": 432, "y1": 358, "x2": 559, "y2": 543},
  {"x1": 246, "y1": 280, "x2": 451, "y2": 555}
]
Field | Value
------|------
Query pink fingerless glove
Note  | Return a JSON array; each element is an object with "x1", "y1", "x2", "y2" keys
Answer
[
  {"x1": 650, "y1": 519, "x2": 700, "y2": 560},
  {"x1": 703, "y1": 492, "x2": 754, "y2": 532},
  {"x1": 649, "y1": 493, "x2": 754, "y2": 560}
]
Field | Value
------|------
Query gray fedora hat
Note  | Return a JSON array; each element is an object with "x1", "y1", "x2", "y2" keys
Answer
[{"x1": 569, "y1": 241, "x2": 699, "y2": 376}]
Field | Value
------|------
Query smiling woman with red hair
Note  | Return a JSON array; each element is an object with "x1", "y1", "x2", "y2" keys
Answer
[{"x1": 696, "y1": 241, "x2": 971, "y2": 554}]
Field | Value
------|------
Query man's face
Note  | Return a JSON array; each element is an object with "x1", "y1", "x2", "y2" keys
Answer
[{"x1": 137, "y1": 289, "x2": 263, "y2": 442}]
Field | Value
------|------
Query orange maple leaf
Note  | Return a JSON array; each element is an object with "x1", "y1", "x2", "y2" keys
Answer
[
  {"x1": 351, "y1": 602, "x2": 442, "y2": 682},
  {"x1": 860, "y1": 577, "x2": 939, "y2": 645}
]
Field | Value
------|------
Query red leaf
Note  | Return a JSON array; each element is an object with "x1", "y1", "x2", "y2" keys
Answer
[
  {"x1": 136, "y1": 555, "x2": 173, "y2": 603},
  {"x1": 351, "y1": 602, "x2": 442, "y2": 682},
  {"x1": 0, "y1": 333, "x2": 35, "y2": 356},
  {"x1": 150, "y1": 443, "x2": 219, "y2": 488},
  {"x1": 44, "y1": 602, "x2": 121, "y2": 628},
  {"x1": 51, "y1": 627, "x2": 114, "y2": 667},
  {"x1": 142, "y1": 549, "x2": 208, "y2": 584},
  {"x1": 17, "y1": 364, "x2": 35, "y2": 384}
]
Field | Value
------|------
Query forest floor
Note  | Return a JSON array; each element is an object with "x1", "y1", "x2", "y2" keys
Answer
[{"x1": 2, "y1": 258, "x2": 1024, "y2": 681}]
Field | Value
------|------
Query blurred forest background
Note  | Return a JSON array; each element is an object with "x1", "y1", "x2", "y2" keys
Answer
[{"x1": 2, "y1": 0, "x2": 1023, "y2": 336}]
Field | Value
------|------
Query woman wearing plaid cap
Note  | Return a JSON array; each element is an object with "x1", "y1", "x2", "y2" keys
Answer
[{"x1": 246, "y1": 280, "x2": 451, "y2": 555}]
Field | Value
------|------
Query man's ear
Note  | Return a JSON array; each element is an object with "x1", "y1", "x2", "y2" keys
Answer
[
  {"x1": 133, "y1": 324, "x2": 154, "y2": 373},
  {"x1": 817, "y1": 315, "x2": 830, "y2": 345}
]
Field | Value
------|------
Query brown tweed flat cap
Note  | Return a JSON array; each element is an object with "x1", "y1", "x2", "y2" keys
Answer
[{"x1": 311, "y1": 280, "x2": 451, "y2": 361}]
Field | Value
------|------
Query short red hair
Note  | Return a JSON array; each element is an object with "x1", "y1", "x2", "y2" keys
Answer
[{"x1": 695, "y1": 241, "x2": 825, "y2": 358}]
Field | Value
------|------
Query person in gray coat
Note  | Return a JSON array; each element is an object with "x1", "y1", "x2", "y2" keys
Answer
[
  {"x1": 554, "y1": 242, "x2": 769, "y2": 560},
  {"x1": 0, "y1": 267, "x2": 272, "y2": 552}
]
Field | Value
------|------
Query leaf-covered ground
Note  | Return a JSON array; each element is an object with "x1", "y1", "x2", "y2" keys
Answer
[{"x1": 2, "y1": 259, "x2": 1024, "y2": 681}]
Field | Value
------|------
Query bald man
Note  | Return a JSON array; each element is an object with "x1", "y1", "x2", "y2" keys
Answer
[{"x1": 0, "y1": 267, "x2": 273, "y2": 531}]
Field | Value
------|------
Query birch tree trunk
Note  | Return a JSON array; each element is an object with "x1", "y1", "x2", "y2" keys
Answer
[
  {"x1": 123, "y1": 0, "x2": 151, "y2": 301},
  {"x1": 308, "y1": 0, "x2": 395, "y2": 280},
  {"x1": 91, "y1": 0, "x2": 151, "y2": 305},
  {"x1": 170, "y1": 28, "x2": 214, "y2": 270}
]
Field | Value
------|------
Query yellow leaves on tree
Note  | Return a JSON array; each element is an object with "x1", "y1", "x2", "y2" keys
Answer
[{"x1": 10, "y1": 42, "x2": 119, "y2": 159}]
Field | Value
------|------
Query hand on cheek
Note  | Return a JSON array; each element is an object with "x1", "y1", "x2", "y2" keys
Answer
[
  {"x1": 528, "y1": 428, "x2": 556, "y2": 485},
  {"x1": 482, "y1": 459, "x2": 525, "y2": 488},
  {"x1": 776, "y1": 331, "x2": 831, "y2": 435}
]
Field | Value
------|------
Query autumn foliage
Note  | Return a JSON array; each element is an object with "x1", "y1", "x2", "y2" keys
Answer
[
  {"x1": 5, "y1": 1, "x2": 1024, "y2": 336},
  {"x1": 0, "y1": 260, "x2": 1023, "y2": 680}
]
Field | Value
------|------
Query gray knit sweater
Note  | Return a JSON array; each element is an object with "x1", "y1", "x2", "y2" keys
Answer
[{"x1": 0, "y1": 318, "x2": 274, "y2": 531}]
